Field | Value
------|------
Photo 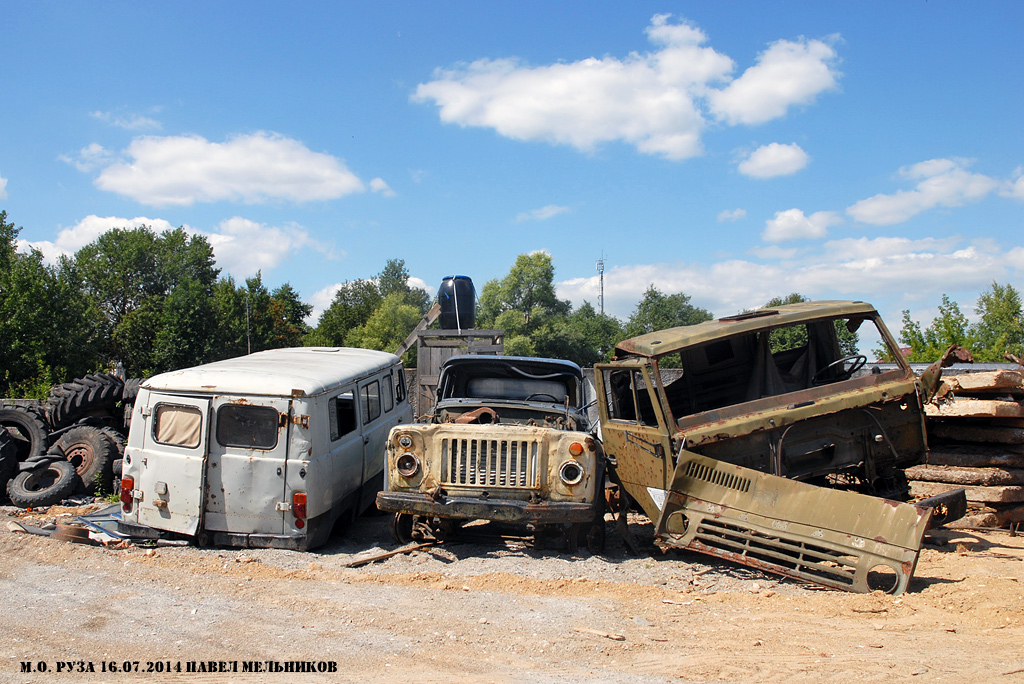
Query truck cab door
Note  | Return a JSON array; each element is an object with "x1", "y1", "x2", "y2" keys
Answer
[
  {"x1": 595, "y1": 362, "x2": 674, "y2": 521},
  {"x1": 135, "y1": 394, "x2": 211, "y2": 536}
]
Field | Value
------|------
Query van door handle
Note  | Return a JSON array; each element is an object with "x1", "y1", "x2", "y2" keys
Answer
[{"x1": 363, "y1": 437, "x2": 370, "y2": 445}]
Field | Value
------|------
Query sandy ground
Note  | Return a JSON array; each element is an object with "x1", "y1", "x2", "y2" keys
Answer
[{"x1": 1, "y1": 505, "x2": 1023, "y2": 684}]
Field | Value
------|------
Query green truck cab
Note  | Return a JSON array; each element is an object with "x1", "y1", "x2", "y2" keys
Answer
[{"x1": 595, "y1": 300, "x2": 955, "y2": 594}]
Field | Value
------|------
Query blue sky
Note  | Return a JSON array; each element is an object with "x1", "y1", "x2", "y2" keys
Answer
[{"x1": 3, "y1": 2, "x2": 1023, "y2": 343}]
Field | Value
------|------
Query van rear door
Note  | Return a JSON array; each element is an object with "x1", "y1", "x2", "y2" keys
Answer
[
  {"x1": 136, "y1": 395, "x2": 211, "y2": 535},
  {"x1": 204, "y1": 397, "x2": 292, "y2": 536}
]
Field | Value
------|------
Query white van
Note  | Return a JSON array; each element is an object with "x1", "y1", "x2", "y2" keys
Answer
[{"x1": 118, "y1": 347, "x2": 412, "y2": 550}]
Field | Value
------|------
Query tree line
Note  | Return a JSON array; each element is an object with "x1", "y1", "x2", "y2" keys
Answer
[
  {"x1": 7, "y1": 210, "x2": 1017, "y2": 399},
  {"x1": 886, "y1": 284, "x2": 1024, "y2": 363}
]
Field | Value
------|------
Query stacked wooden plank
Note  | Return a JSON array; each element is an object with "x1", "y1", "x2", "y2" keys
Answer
[{"x1": 910, "y1": 369, "x2": 1024, "y2": 528}]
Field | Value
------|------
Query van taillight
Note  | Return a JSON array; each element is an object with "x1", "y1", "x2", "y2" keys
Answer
[
  {"x1": 120, "y1": 476, "x2": 134, "y2": 512},
  {"x1": 293, "y1": 492, "x2": 307, "y2": 528}
]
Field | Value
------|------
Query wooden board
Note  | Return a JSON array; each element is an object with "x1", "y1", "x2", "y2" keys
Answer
[
  {"x1": 927, "y1": 447, "x2": 1024, "y2": 469},
  {"x1": 948, "y1": 504, "x2": 1024, "y2": 529},
  {"x1": 942, "y1": 370, "x2": 1024, "y2": 395},
  {"x1": 909, "y1": 480, "x2": 1024, "y2": 504},
  {"x1": 928, "y1": 422, "x2": 1024, "y2": 444},
  {"x1": 906, "y1": 464, "x2": 1024, "y2": 486},
  {"x1": 925, "y1": 397, "x2": 1024, "y2": 419}
]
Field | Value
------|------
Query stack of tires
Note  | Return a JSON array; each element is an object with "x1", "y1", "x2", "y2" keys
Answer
[{"x1": 1, "y1": 373, "x2": 142, "y2": 508}]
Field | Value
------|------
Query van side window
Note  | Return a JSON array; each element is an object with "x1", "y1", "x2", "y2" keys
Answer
[
  {"x1": 216, "y1": 405, "x2": 279, "y2": 449},
  {"x1": 382, "y1": 374, "x2": 394, "y2": 413},
  {"x1": 329, "y1": 391, "x2": 358, "y2": 441},
  {"x1": 361, "y1": 381, "x2": 381, "y2": 424},
  {"x1": 153, "y1": 404, "x2": 203, "y2": 448},
  {"x1": 396, "y1": 369, "x2": 407, "y2": 403}
]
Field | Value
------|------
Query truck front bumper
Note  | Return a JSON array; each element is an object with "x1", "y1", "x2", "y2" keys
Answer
[{"x1": 376, "y1": 491, "x2": 598, "y2": 524}]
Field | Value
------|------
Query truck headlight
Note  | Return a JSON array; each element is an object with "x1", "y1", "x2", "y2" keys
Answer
[
  {"x1": 559, "y1": 460, "x2": 584, "y2": 486},
  {"x1": 396, "y1": 452, "x2": 420, "y2": 478},
  {"x1": 398, "y1": 434, "x2": 414, "y2": 449}
]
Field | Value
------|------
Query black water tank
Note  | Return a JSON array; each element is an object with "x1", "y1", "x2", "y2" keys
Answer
[{"x1": 438, "y1": 275, "x2": 476, "y2": 330}]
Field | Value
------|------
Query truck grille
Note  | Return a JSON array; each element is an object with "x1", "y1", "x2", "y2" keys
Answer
[{"x1": 440, "y1": 437, "x2": 541, "y2": 488}]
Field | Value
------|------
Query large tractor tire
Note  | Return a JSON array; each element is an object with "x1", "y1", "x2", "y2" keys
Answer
[
  {"x1": 46, "y1": 425, "x2": 119, "y2": 494},
  {"x1": 0, "y1": 428, "x2": 18, "y2": 494},
  {"x1": 45, "y1": 374, "x2": 125, "y2": 429},
  {"x1": 7, "y1": 460, "x2": 81, "y2": 508},
  {"x1": 0, "y1": 404, "x2": 50, "y2": 462}
]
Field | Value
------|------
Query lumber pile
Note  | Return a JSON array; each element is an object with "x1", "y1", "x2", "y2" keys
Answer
[{"x1": 912, "y1": 369, "x2": 1024, "y2": 528}]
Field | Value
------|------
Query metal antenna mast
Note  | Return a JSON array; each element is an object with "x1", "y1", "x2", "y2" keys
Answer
[{"x1": 596, "y1": 254, "x2": 605, "y2": 316}]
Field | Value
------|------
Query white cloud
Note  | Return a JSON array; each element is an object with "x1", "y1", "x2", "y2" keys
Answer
[
  {"x1": 557, "y1": 235, "x2": 1019, "y2": 323},
  {"x1": 847, "y1": 158, "x2": 1000, "y2": 225},
  {"x1": 18, "y1": 214, "x2": 326, "y2": 280},
  {"x1": 90, "y1": 110, "x2": 162, "y2": 131},
  {"x1": 515, "y1": 205, "x2": 570, "y2": 222},
  {"x1": 762, "y1": 208, "x2": 841, "y2": 242},
  {"x1": 748, "y1": 245, "x2": 799, "y2": 260},
  {"x1": 58, "y1": 143, "x2": 115, "y2": 172},
  {"x1": 199, "y1": 217, "x2": 325, "y2": 279},
  {"x1": 0, "y1": 174, "x2": 7, "y2": 201},
  {"x1": 1001, "y1": 167, "x2": 1024, "y2": 200},
  {"x1": 717, "y1": 208, "x2": 747, "y2": 222},
  {"x1": 737, "y1": 143, "x2": 810, "y2": 178},
  {"x1": 414, "y1": 15, "x2": 838, "y2": 160},
  {"x1": 93, "y1": 132, "x2": 367, "y2": 206},
  {"x1": 369, "y1": 177, "x2": 396, "y2": 197},
  {"x1": 708, "y1": 37, "x2": 840, "y2": 125}
]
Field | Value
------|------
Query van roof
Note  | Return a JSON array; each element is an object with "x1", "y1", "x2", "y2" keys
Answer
[{"x1": 142, "y1": 347, "x2": 401, "y2": 397}]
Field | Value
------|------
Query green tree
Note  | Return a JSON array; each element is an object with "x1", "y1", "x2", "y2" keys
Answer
[
  {"x1": 898, "y1": 294, "x2": 971, "y2": 362},
  {"x1": 73, "y1": 225, "x2": 220, "y2": 375},
  {"x1": 310, "y1": 278, "x2": 383, "y2": 346},
  {"x1": 532, "y1": 301, "x2": 624, "y2": 367},
  {"x1": 970, "y1": 281, "x2": 1024, "y2": 361},
  {"x1": 478, "y1": 253, "x2": 571, "y2": 329},
  {"x1": 345, "y1": 292, "x2": 423, "y2": 354},
  {"x1": 153, "y1": 278, "x2": 217, "y2": 372},
  {"x1": 0, "y1": 212, "x2": 98, "y2": 395},
  {"x1": 763, "y1": 293, "x2": 860, "y2": 356},
  {"x1": 623, "y1": 285, "x2": 712, "y2": 339}
]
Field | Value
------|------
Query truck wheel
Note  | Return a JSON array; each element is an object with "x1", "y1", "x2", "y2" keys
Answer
[
  {"x1": 0, "y1": 405, "x2": 50, "y2": 462},
  {"x1": 7, "y1": 460, "x2": 81, "y2": 508},
  {"x1": 0, "y1": 429, "x2": 18, "y2": 493},
  {"x1": 47, "y1": 425, "x2": 118, "y2": 494},
  {"x1": 389, "y1": 513, "x2": 414, "y2": 545},
  {"x1": 45, "y1": 374, "x2": 125, "y2": 429}
]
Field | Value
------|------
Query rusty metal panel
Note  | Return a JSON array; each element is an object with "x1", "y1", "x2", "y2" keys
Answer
[
  {"x1": 655, "y1": 452, "x2": 931, "y2": 594},
  {"x1": 440, "y1": 436, "x2": 540, "y2": 488}
]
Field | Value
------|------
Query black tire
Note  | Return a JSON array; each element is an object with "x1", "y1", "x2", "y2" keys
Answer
[
  {"x1": 389, "y1": 513, "x2": 415, "y2": 545},
  {"x1": 45, "y1": 374, "x2": 125, "y2": 429},
  {"x1": 47, "y1": 425, "x2": 118, "y2": 494},
  {"x1": 7, "y1": 460, "x2": 81, "y2": 508},
  {"x1": 121, "y1": 378, "x2": 144, "y2": 403},
  {"x1": 120, "y1": 378, "x2": 144, "y2": 430},
  {"x1": 111, "y1": 458, "x2": 124, "y2": 496},
  {"x1": 0, "y1": 404, "x2": 50, "y2": 462},
  {"x1": 0, "y1": 429, "x2": 18, "y2": 493}
]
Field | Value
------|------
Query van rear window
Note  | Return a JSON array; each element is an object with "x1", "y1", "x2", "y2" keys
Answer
[
  {"x1": 216, "y1": 405, "x2": 280, "y2": 449},
  {"x1": 154, "y1": 404, "x2": 203, "y2": 448}
]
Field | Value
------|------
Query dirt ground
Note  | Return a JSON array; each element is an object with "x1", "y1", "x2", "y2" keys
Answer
[{"x1": 1, "y1": 505, "x2": 1022, "y2": 684}]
